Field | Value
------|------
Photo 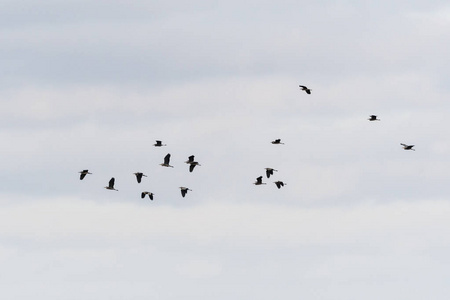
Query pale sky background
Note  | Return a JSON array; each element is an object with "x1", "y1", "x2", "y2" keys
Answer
[{"x1": 1, "y1": 0, "x2": 450, "y2": 299}]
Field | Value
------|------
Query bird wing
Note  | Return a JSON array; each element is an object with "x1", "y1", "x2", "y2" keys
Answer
[
  {"x1": 266, "y1": 169, "x2": 271, "y2": 178},
  {"x1": 164, "y1": 153, "x2": 171, "y2": 164},
  {"x1": 189, "y1": 164, "x2": 195, "y2": 172},
  {"x1": 299, "y1": 85, "x2": 307, "y2": 89},
  {"x1": 141, "y1": 192, "x2": 146, "y2": 199},
  {"x1": 109, "y1": 178, "x2": 115, "y2": 188},
  {"x1": 181, "y1": 189, "x2": 187, "y2": 197},
  {"x1": 136, "y1": 173, "x2": 142, "y2": 183},
  {"x1": 149, "y1": 194, "x2": 153, "y2": 200},
  {"x1": 80, "y1": 173, "x2": 86, "y2": 180},
  {"x1": 188, "y1": 155, "x2": 195, "y2": 162},
  {"x1": 155, "y1": 140, "x2": 162, "y2": 145}
]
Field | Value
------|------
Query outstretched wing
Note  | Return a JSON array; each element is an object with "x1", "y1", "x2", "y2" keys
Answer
[
  {"x1": 164, "y1": 153, "x2": 171, "y2": 164},
  {"x1": 109, "y1": 177, "x2": 115, "y2": 188}
]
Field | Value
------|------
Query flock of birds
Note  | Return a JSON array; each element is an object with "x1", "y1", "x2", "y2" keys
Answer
[
  {"x1": 79, "y1": 140, "x2": 200, "y2": 200},
  {"x1": 78, "y1": 84, "x2": 416, "y2": 201}
]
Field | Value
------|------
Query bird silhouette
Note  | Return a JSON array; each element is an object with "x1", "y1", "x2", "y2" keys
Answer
[
  {"x1": 105, "y1": 177, "x2": 118, "y2": 191},
  {"x1": 299, "y1": 85, "x2": 311, "y2": 94},
  {"x1": 79, "y1": 169, "x2": 92, "y2": 180}
]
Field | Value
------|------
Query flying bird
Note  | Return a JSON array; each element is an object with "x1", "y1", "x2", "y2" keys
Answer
[
  {"x1": 299, "y1": 85, "x2": 311, "y2": 94},
  {"x1": 401, "y1": 143, "x2": 415, "y2": 151},
  {"x1": 79, "y1": 169, "x2": 92, "y2": 180},
  {"x1": 368, "y1": 115, "x2": 380, "y2": 121},
  {"x1": 160, "y1": 153, "x2": 174, "y2": 167},
  {"x1": 180, "y1": 187, "x2": 192, "y2": 198},
  {"x1": 133, "y1": 172, "x2": 147, "y2": 183},
  {"x1": 141, "y1": 191, "x2": 154, "y2": 200},
  {"x1": 154, "y1": 140, "x2": 166, "y2": 147},
  {"x1": 105, "y1": 177, "x2": 118, "y2": 191},
  {"x1": 254, "y1": 176, "x2": 266, "y2": 185},
  {"x1": 265, "y1": 168, "x2": 278, "y2": 178},
  {"x1": 274, "y1": 181, "x2": 286, "y2": 189},
  {"x1": 185, "y1": 155, "x2": 201, "y2": 172},
  {"x1": 271, "y1": 139, "x2": 284, "y2": 145}
]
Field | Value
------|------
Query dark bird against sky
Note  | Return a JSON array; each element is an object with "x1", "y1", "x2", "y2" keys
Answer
[
  {"x1": 401, "y1": 143, "x2": 415, "y2": 151},
  {"x1": 160, "y1": 153, "x2": 174, "y2": 167},
  {"x1": 141, "y1": 191, "x2": 154, "y2": 200},
  {"x1": 154, "y1": 140, "x2": 166, "y2": 147},
  {"x1": 133, "y1": 172, "x2": 147, "y2": 183},
  {"x1": 180, "y1": 187, "x2": 191, "y2": 198},
  {"x1": 105, "y1": 177, "x2": 118, "y2": 191},
  {"x1": 79, "y1": 170, "x2": 92, "y2": 180},
  {"x1": 299, "y1": 85, "x2": 311, "y2": 94},
  {"x1": 271, "y1": 139, "x2": 284, "y2": 145}
]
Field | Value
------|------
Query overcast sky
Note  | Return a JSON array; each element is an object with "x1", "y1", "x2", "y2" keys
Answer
[{"x1": 2, "y1": 0, "x2": 450, "y2": 299}]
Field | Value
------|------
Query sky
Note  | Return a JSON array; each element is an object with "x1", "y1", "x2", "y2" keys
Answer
[{"x1": 1, "y1": 0, "x2": 450, "y2": 299}]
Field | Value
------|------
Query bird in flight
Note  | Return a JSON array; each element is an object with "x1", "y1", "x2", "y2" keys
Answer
[
  {"x1": 299, "y1": 85, "x2": 311, "y2": 94},
  {"x1": 133, "y1": 172, "x2": 147, "y2": 183},
  {"x1": 79, "y1": 169, "x2": 92, "y2": 180},
  {"x1": 254, "y1": 176, "x2": 266, "y2": 185},
  {"x1": 368, "y1": 115, "x2": 380, "y2": 121},
  {"x1": 180, "y1": 187, "x2": 192, "y2": 198},
  {"x1": 271, "y1": 139, "x2": 284, "y2": 145},
  {"x1": 141, "y1": 191, "x2": 154, "y2": 200},
  {"x1": 274, "y1": 181, "x2": 286, "y2": 189},
  {"x1": 265, "y1": 168, "x2": 278, "y2": 178},
  {"x1": 401, "y1": 143, "x2": 415, "y2": 151},
  {"x1": 160, "y1": 153, "x2": 174, "y2": 167},
  {"x1": 105, "y1": 177, "x2": 118, "y2": 191},
  {"x1": 185, "y1": 155, "x2": 201, "y2": 172},
  {"x1": 154, "y1": 140, "x2": 166, "y2": 147}
]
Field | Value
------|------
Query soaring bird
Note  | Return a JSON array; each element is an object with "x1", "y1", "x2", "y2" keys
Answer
[
  {"x1": 274, "y1": 181, "x2": 286, "y2": 189},
  {"x1": 254, "y1": 176, "x2": 266, "y2": 185},
  {"x1": 368, "y1": 115, "x2": 380, "y2": 121},
  {"x1": 154, "y1": 140, "x2": 166, "y2": 147},
  {"x1": 271, "y1": 139, "x2": 284, "y2": 145},
  {"x1": 180, "y1": 187, "x2": 192, "y2": 198},
  {"x1": 105, "y1": 177, "x2": 118, "y2": 191},
  {"x1": 133, "y1": 172, "x2": 147, "y2": 183},
  {"x1": 401, "y1": 143, "x2": 415, "y2": 151},
  {"x1": 79, "y1": 169, "x2": 92, "y2": 180},
  {"x1": 265, "y1": 168, "x2": 278, "y2": 178},
  {"x1": 160, "y1": 153, "x2": 174, "y2": 167},
  {"x1": 185, "y1": 155, "x2": 201, "y2": 172},
  {"x1": 299, "y1": 85, "x2": 311, "y2": 94},
  {"x1": 141, "y1": 191, "x2": 154, "y2": 200}
]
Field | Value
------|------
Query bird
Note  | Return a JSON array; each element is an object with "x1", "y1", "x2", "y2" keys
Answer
[
  {"x1": 299, "y1": 85, "x2": 311, "y2": 94},
  {"x1": 141, "y1": 191, "x2": 154, "y2": 200},
  {"x1": 160, "y1": 153, "x2": 174, "y2": 167},
  {"x1": 254, "y1": 176, "x2": 266, "y2": 185},
  {"x1": 105, "y1": 177, "x2": 118, "y2": 191},
  {"x1": 265, "y1": 168, "x2": 278, "y2": 178},
  {"x1": 154, "y1": 140, "x2": 166, "y2": 147},
  {"x1": 180, "y1": 187, "x2": 192, "y2": 197},
  {"x1": 185, "y1": 155, "x2": 201, "y2": 172},
  {"x1": 401, "y1": 143, "x2": 415, "y2": 151},
  {"x1": 368, "y1": 115, "x2": 380, "y2": 121},
  {"x1": 271, "y1": 139, "x2": 284, "y2": 145},
  {"x1": 274, "y1": 181, "x2": 286, "y2": 189},
  {"x1": 79, "y1": 169, "x2": 92, "y2": 180},
  {"x1": 189, "y1": 162, "x2": 201, "y2": 172},
  {"x1": 133, "y1": 172, "x2": 147, "y2": 183}
]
